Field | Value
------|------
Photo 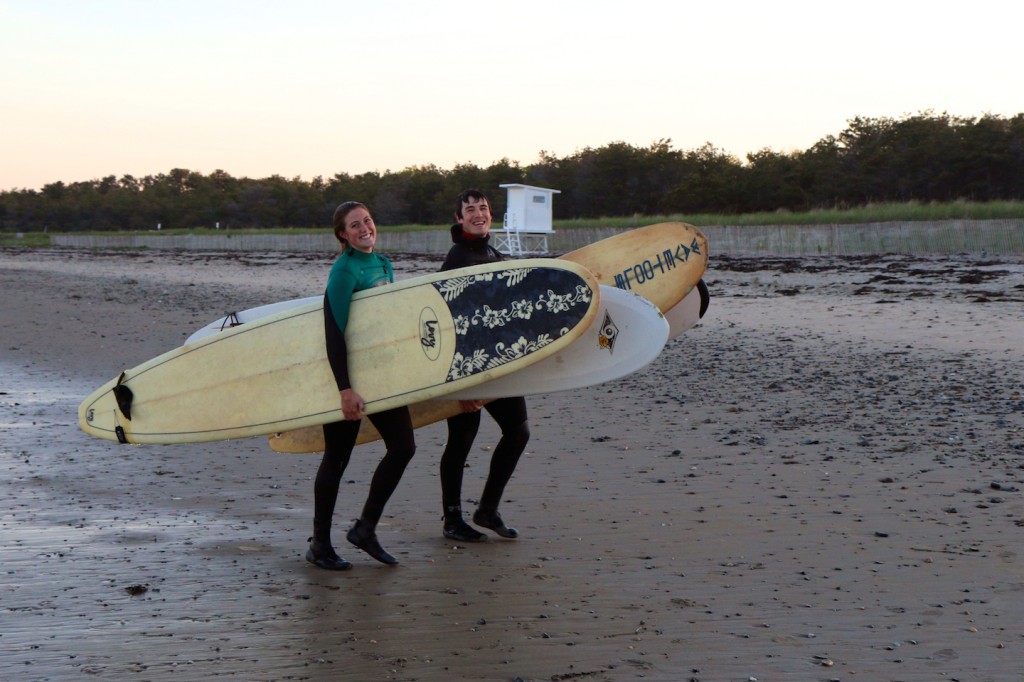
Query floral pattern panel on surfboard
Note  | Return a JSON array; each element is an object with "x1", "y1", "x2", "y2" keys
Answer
[{"x1": 434, "y1": 267, "x2": 594, "y2": 380}]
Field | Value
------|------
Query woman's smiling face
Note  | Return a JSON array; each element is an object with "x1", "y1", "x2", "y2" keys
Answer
[{"x1": 339, "y1": 206, "x2": 377, "y2": 252}]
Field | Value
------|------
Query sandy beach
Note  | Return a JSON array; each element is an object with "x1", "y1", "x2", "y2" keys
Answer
[{"x1": 2, "y1": 245, "x2": 1023, "y2": 681}]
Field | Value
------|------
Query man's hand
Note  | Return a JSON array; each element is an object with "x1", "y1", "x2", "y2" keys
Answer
[{"x1": 459, "y1": 399, "x2": 483, "y2": 413}]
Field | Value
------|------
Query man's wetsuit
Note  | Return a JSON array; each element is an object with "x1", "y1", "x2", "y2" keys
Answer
[{"x1": 439, "y1": 224, "x2": 529, "y2": 535}]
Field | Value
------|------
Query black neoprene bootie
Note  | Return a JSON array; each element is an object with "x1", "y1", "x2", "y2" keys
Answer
[
  {"x1": 443, "y1": 517, "x2": 487, "y2": 542},
  {"x1": 473, "y1": 509, "x2": 518, "y2": 539},
  {"x1": 443, "y1": 505, "x2": 486, "y2": 542},
  {"x1": 346, "y1": 519, "x2": 398, "y2": 565},
  {"x1": 305, "y1": 537, "x2": 353, "y2": 571}
]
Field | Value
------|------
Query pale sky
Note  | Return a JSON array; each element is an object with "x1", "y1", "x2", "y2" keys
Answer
[{"x1": 2, "y1": 0, "x2": 1021, "y2": 191}]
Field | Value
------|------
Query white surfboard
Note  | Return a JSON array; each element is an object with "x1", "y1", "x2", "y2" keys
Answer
[
  {"x1": 185, "y1": 296, "x2": 321, "y2": 345},
  {"x1": 664, "y1": 279, "x2": 710, "y2": 339},
  {"x1": 449, "y1": 286, "x2": 668, "y2": 399},
  {"x1": 186, "y1": 285, "x2": 669, "y2": 399}
]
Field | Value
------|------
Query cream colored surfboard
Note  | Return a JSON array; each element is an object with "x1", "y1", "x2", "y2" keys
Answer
[
  {"x1": 268, "y1": 222, "x2": 708, "y2": 453},
  {"x1": 188, "y1": 285, "x2": 668, "y2": 399},
  {"x1": 79, "y1": 259, "x2": 600, "y2": 445}
]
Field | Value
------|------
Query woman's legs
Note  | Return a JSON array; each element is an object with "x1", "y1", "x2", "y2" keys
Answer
[
  {"x1": 307, "y1": 419, "x2": 360, "y2": 570},
  {"x1": 346, "y1": 407, "x2": 416, "y2": 564}
]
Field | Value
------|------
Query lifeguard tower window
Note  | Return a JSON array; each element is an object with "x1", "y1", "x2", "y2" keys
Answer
[{"x1": 493, "y1": 183, "x2": 560, "y2": 256}]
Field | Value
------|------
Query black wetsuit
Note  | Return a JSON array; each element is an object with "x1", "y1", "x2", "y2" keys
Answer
[{"x1": 439, "y1": 225, "x2": 530, "y2": 520}]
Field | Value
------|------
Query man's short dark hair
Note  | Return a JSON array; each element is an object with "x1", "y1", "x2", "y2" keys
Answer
[{"x1": 454, "y1": 189, "x2": 490, "y2": 219}]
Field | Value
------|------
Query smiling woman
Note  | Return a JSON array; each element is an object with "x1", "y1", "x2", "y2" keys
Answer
[{"x1": 316, "y1": 199, "x2": 412, "y2": 568}]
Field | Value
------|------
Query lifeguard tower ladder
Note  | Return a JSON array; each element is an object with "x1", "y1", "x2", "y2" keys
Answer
[{"x1": 491, "y1": 184, "x2": 560, "y2": 256}]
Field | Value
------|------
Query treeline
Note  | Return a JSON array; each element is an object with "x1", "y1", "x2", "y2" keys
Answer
[{"x1": 3, "y1": 111, "x2": 1023, "y2": 232}]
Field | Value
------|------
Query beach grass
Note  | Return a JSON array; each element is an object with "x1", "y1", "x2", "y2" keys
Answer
[
  {"x1": 549, "y1": 199, "x2": 1024, "y2": 230},
  {"x1": 3, "y1": 200, "x2": 1022, "y2": 247}
]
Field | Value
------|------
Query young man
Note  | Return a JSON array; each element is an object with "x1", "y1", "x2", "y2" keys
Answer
[{"x1": 438, "y1": 189, "x2": 528, "y2": 542}]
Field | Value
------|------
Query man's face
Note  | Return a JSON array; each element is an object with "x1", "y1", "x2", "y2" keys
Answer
[{"x1": 458, "y1": 197, "x2": 492, "y2": 237}]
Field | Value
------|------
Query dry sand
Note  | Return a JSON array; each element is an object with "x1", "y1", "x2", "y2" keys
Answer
[{"x1": 1, "y1": 246, "x2": 1022, "y2": 681}]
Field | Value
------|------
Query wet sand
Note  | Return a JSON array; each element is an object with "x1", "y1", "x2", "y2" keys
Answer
[{"x1": 2, "y1": 246, "x2": 1023, "y2": 681}]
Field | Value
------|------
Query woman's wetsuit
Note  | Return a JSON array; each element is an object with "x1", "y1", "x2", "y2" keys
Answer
[{"x1": 313, "y1": 248, "x2": 416, "y2": 546}]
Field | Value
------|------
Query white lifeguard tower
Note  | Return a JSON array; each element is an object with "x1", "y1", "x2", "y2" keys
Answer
[{"x1": 491, "y1": 183, "x2": 560, "y2": 256}]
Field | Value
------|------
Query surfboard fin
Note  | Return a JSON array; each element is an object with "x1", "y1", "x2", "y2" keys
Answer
[
  {"x1": 113, "y1": 372, "x2": 134, "y2": 421},
  {"x1": 219, "y1": 312, "x2": 241, "y2": 331},
  {"x1": 697, "y1": 279, "x2": 710, "y2": 318}
]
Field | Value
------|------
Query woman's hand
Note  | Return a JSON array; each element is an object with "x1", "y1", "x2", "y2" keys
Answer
[{"x1": 340, "y1": 388, "x2": 365, "y2": 420}]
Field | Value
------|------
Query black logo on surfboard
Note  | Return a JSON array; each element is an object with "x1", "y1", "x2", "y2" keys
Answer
[{"x1": 419, "y1": 307, "x2": 441, "y2": 361}]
